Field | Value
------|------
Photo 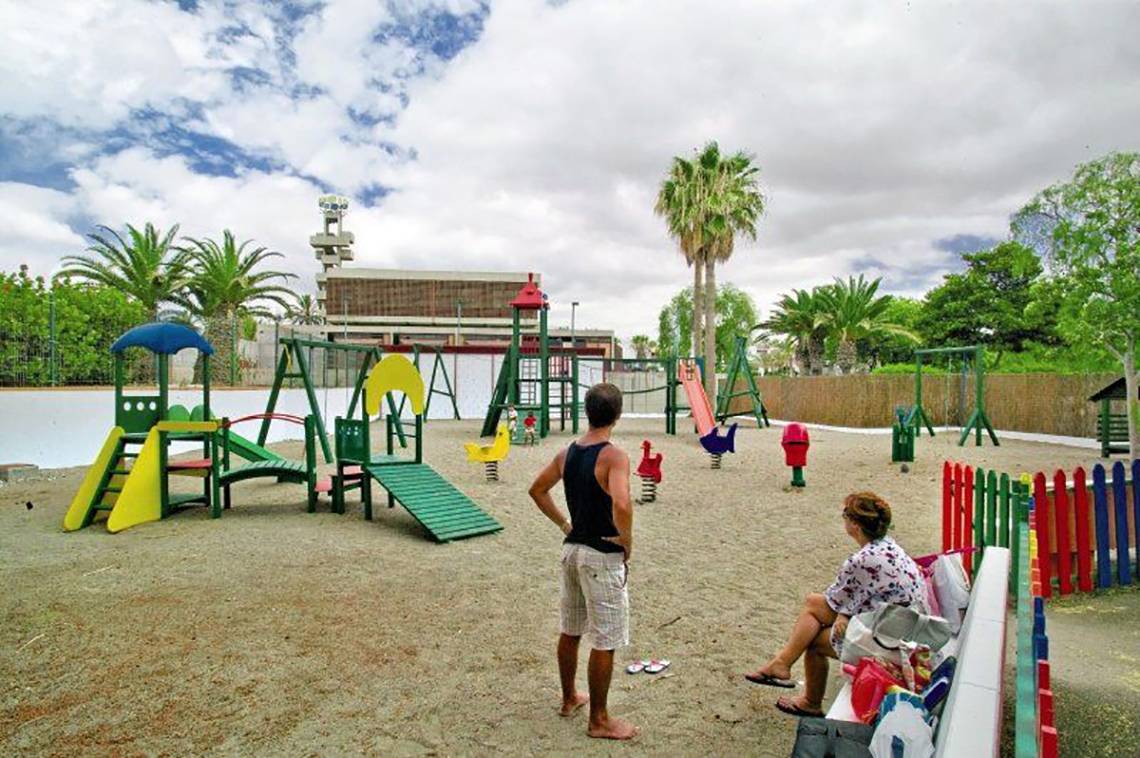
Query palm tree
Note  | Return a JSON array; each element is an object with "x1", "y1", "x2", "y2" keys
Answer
[
  {"x1": 656, "y1": 142, "x2": 765, "y2": 408},
  {"x1": 58, "y1": 223, "x2": 191, "y2": 319},
  {"x1": 288, "y1": 293, "x2": 325, "y2": 325},
  {"x1": 759, "y1": 288, "x2": 830, "y2": 375},
  {"x1": 630, "y1": 334, "x2": 655, "y2": 360},
  {"x1": 182, "y1": 230, "x2": 295, "y2": 383},
  {"x1": 817, "y1": 275, "x2": 920, "y2": 373}
]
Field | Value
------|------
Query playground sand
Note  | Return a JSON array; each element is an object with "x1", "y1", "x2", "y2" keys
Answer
[{"x1": 0, "y1": 419, "x2": 1113, "y2": 755}]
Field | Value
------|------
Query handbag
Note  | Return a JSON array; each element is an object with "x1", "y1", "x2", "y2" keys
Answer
[{"x1": 841, "y1": 604, "x2": 952, "y2": 666}]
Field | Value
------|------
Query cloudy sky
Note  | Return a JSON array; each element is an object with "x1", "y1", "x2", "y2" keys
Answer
[{"x1": 2, "y1": 0, "x2": 1138, "y2": 341}]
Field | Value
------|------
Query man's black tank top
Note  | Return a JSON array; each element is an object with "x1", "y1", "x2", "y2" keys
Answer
[{"x1": 563, "y1": 441, "x2": 623, "y2": 554}]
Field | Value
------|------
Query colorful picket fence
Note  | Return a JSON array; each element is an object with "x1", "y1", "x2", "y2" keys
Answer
[
  {"x1": 941, "y1": 461, "x2": 1030, "y2": 596},
  {"x1": 1015, "y1": 505, "x2": 1059, "y2": 758},
  {"x1": 943, "y1": 458, "x2": 1140, "y2": 598}
]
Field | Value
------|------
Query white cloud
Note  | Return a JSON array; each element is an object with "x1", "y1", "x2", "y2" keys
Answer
[{"x1": 1, "y1": 0, "x2": 1138, "y2": 344}]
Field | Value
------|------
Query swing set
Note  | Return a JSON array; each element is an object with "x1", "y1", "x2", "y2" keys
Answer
[
  {"x1": 906, "y1": 345, "x2": 999, "y2": 447},
  {"x1": 258, "y1": 336, "x2": 459, "y2": 462}
]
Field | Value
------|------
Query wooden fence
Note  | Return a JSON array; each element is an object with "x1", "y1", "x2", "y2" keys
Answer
[
  {"x1": 726, "y1": 372, "x2": 1118, "y2": 438},
  {"x1": 1018, "y1": 510, "x2": 1059, "y2": 758}
]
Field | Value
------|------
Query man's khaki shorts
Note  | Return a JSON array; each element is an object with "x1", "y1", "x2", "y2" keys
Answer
[{"x1": 560, "y1": 542, "x2": 629, "y2": 650}]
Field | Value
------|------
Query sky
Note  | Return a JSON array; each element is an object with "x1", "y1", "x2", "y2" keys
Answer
[{"x1": 1, "y1": 0, "x2": 1138, "y2": 343}]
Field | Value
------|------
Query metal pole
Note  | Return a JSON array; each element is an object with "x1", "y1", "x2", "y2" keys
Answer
[
  {"x1": 571, "y1": 301, "x2": 578, "y2": 350},
  {"x1": 48, "y1": 289, "x2": 57, "y2": 386},
  {"x1": 455, "y1": 299, "x2": 462, "y2": 408}
]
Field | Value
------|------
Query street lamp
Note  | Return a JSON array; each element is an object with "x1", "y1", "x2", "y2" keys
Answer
[{"x1": 570, "y1": 301, "x2": 580, "y2": 350}]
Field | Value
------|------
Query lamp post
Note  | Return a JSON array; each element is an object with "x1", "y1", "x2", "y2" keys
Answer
[{"x1": 570, "y1": 301, "x2": 579, "y2": 350}]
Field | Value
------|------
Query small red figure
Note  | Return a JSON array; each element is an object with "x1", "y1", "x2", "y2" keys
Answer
[{"x1": 636, "y1": 440, "x2": 663, "y2": 483}]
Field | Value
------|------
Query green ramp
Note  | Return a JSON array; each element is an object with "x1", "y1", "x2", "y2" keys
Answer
[
  {"x1": 363, "y1": 463, "x2": 502, "y2": 542},
  {"x1": 226, "y1": 431, "x2": 282, "y2": 463}
]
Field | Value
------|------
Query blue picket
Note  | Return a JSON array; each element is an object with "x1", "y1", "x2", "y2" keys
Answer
[
  {"x1": 1093, "y1": 464, "x2": 1112, "y2": 588},
  {"x1": 1112, "y1": 461, "x2": 1131, "y2": 585},
  {"x1": 1133, "y1": 459, "x2": 1140, "y2": 581}
]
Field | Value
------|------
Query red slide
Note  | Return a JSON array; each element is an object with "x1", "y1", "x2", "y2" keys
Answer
[{"x1": 679, "y1": 361, "x2": 716, "y2": 436}]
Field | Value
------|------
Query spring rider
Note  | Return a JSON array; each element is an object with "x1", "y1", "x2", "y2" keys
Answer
[
  {"x1": 781, "y1": 423, "x2": 810, "y2": 487},
  {"x1": 635, "y1": 440, "x2": 663, "y2": 502}
]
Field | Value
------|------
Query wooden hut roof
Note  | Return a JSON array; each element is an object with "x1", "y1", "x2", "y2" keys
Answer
[{"x1": 1088, "y1": 377, "x2": 1138, "y2": 402}]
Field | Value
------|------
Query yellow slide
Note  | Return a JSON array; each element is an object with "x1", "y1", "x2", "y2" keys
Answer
[{"x1": 465, "y1": 424, "x2": 510, "y2": 463}]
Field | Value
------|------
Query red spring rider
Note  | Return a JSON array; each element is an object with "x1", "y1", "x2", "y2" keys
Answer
[
  {"x1": 781, "y1": 423, "x2": 810, "y2": 487},
  {"x1": 636, "y1": 440, "x2": 663, "y2": 502}
]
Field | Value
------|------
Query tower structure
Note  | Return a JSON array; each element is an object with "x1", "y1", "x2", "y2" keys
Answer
[{"x1": 312, "y1": 194, "x2": 354, "y2": 313}]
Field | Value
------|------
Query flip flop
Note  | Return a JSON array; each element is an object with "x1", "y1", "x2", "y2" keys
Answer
[
  {"x1": 775, "y1": 696, "x2": 824, "y2": 718},
  {"x1": 744, "y1": 672, "x2": 796, "y2": 689},
  {"x1": 644, "y1": 659, "x2": 671, "y2": 674},
  {"x1": 625, "y1": 660, "x2": 652, "y2": 674}
]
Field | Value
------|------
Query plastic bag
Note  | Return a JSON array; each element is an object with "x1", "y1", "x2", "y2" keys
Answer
[
  {"x1": 869, "y1": 701, "x2": 934, "y2": 757},
  {"x1": 841, "y1": 604, "x2": 952, "y2": 667},
  {"x1": 931, "y1": 553, "x2": 971, "y2": 634}
]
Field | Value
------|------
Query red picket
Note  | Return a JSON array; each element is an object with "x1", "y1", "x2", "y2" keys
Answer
[
  {"x1": 942, "y1": 461, "x2": 952, "y2": 552},
  {"x1": 1033, "y1": 473, "x2": 1052, "y2": 598},
  {"x1": 1053, "y1": 470, "x2": 1073, "y2": 596},
  {"x1": 963, "y1": 466, "x2": 974, "y2": 576},
  {"x1": 1040, "y1": 726, "x2": 1059, "y2": 758},
  {"x1": 953, "y1": 463, "x2": 964, "y2": 551},
  {"x1": 1073, "y1": 467, "x2": 1093, "y2": 593}
]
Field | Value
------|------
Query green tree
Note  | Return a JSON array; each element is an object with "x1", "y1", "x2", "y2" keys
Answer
[
  {"x1": 1013, "y1": 151, "x2": 1140, "y2": 457},
  {"x1": 818, "y1": 275, "x2": 919, "y2": 373},
  {"x1": 630, "y1": 334, "x2": 656, "y2": 360},
  {"x1": 758, "y1": 287, "x2": 831, "y2": 375},
  {"x1": 58, "y1": 223, "x2": 191, "y2": 319},
  {"x1": 288, "y1": 293, "x2": 325, "y2": 325},
  {"x1": 182, "y1": 230, "x2": 295, "y2": 384},
  {"x1": 917, "y1": 241, "x2": 1054, "y2": 361},
  {"x1": 655, "y1": 142, "x2": 765, "y2": 407},
  {"x1": 860, "y1": 296, "x2": 926, "y2": 368},
  {"x1": 656, "y1": 284, "x2": 757, "y2": 371}
]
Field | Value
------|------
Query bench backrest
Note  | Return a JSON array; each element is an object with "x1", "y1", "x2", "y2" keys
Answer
[{"x1": 934, "y1": 547, "x2": 1011, "y2": 757}]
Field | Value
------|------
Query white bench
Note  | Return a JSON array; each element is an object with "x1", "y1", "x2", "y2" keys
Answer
[{"x1": 824, "y1": 547, "x2": 1011, "y2": 757}]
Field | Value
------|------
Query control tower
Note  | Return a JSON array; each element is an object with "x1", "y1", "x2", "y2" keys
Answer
[{"x1": 312, "y1": 194, "x2": 354, "y2": 311}]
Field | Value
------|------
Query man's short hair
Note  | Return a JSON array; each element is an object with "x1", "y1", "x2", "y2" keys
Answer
[{"x1": 585, "y1": 383, "x2": 623, "y2": 428}]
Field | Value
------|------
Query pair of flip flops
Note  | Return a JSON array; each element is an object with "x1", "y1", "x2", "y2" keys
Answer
[{"x1": 626, "y1": 659, "x2": 671, "y2": 674}]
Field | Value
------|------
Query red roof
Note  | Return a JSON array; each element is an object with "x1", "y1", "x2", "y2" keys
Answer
[{"x1": 510, "y1": 273, "x2": 547, "y2": 310}]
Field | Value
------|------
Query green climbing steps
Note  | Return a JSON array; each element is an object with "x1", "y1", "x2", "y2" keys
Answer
[
  {"x1": 64, "y1": 430, "x2": 143, "y2": 531},
  {"x1": 716, "y1": 335, "x2": 770, "y2": 428},
  {"x1": 363, "y1": 463, "x2": 502, "y2": 542}
]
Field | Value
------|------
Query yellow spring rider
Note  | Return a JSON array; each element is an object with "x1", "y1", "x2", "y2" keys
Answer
[{"x1": 464, "y1": 424, "x2": 510, "y2": 481}]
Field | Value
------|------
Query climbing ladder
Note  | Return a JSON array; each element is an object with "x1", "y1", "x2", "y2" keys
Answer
[
  {"x1": 364, "y1": 463, "x2": 503, "y2": 542},
  {"x1": 73, "y1": 435, "x2": 141, "y2": 529}
]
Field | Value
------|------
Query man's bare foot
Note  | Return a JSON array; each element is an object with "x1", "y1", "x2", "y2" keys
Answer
[
  {"x1": 559, "y1": 692, "x2": 589, "y2": 717},
  {"x1": 587, "y1": 716, "x2": 639, "y2": 740},
  {"x1": 745, "y1": 658, "x2": 792, "y2": 681}
]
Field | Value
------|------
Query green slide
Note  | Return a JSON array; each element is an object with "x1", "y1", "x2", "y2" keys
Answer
[
  {"x1": 225, "y1": 431, "x2": 282, "y2": 463},
  {"x1": 364, "y1": 463, "x2": 502, "y2": 542}
]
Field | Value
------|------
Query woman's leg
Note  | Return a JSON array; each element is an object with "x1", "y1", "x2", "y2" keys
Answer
[
  {"x1": 748, "y1": 593, "x2": 837, "y2": 680},
  {"x1": 797, "y1": 627, "x2": 837, "y2": 710}
]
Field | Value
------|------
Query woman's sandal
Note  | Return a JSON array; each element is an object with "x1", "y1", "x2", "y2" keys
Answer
[
  {"x1": 744, "y1": 672, "x2": 795, "y2": 688},
  {"x1": 775, "y1": 696, "x2": 824, "y2": 718},
  {"x1": 644, "y1": 659, "x2": 671, "y2": 674}
]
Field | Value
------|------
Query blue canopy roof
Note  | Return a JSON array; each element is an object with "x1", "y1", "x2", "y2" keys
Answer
[{"x1": 111, "y1": 322, "x2": 214, "y2": 355}]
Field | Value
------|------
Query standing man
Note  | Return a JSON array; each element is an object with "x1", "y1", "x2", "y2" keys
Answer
[{"x1": 528, "y1": 383, "x2": 637, "y2": 741}]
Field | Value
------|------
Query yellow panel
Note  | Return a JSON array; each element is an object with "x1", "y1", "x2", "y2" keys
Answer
[
  {"x1": 106, "y1": 428, "x2": 163, "y2": 533},
  {"x1": 155, "y1": 420, "x2": 219, "y2": 433},
  {"x1": 365, "y1": 354, "x2": 425, "y2": 417},
  {"x1": 465, "y1": 424, "x2": 510, "y2": 463},
  {"x1": 63, "y1": 427, "x2": 124, "y2": 531}
]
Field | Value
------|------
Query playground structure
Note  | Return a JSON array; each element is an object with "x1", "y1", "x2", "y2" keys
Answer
[
  {"x1": 635, "y1": 440, "x2": 663, "y2": 502},
  {"x1": 335, "y1": 354, "x2": 502, "y2": 542},
  {"x1": 678, "y1": 359, "x2": 737, "y2": 467},
  {"x1": 217, "y1": 413, "x2": 319, "y2": 513},
  {"x1": 259, "y1": 335, "x2": 459, "y2": 462},
  {"x1": 1088, "y1": 377, "x2": 1134, "y2": 457},
  {"x1": 905, "y1": 345, "x2": 999, "y2": 448},
  {"x1": 715, "y1": 334, "x2": 770, "y2": 429},
  {"x1": 64, "y1": 323, "x2": 221, "y2": 533},
  {"x1": 465, "y1": 424, "x2": 511, "y2": 481},
  {"x1": 891, "y1": 406, "x2": 915, "y2": 463}
]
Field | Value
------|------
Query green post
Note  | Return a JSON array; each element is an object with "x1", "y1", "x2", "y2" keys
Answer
[
  {"x1": 48, "y1": 289, "x2": 57, "y2": 386},
  {"x1": 790, "y1": 466, "x2": 805, "y2": 487},
  {"x1": 508, "y1": 308, "x2": 520, "y2": 409},
  {"x1": 539, "y1": 307, "x2": 550, "y2": 437},
  {"x1": 202, "y1": 355, "x2": 211, "y2": 420},
  {"x1": 974, "y1": 466, "x2": 986, "y2": 566},
  {"x1": 1100, "y1": 398, "x2": 1111, "y2": 457},
  {"x1": 571, "y1": 352, "x2": 580, "y2": 434},
  {"x1": 113, "y1": 353, "x2": 124, "y2": 422},
  {"x1": 157, "y1": 354, "x2": 169, "y2": 420},
  {"x1": 293, "y1": 342, "x2": 333, "y2": 463}
]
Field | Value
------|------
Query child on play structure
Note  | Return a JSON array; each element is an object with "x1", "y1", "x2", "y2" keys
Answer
[
  {"x1": 528, "y1": 383, "x2": 637, "y2": 741},
  {"x1": 523, "y1": 411, "x2": 537, "y2": 445},
  {"x1": 744, "y1": 492, "x2": 928, "y2": 718},
  {"x1": 507, "y1": 404, "x2": 518, "y2": 436}
]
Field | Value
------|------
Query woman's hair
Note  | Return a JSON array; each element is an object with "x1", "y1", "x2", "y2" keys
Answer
[{"x1": 843, "y1": 492, "x2": 892, "y2": 540}]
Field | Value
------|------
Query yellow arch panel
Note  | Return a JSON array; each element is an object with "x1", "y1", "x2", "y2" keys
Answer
[
  {"x1": 365, "y1": 354, "x2": 425, "y2": 417},
  {"x1": 465, "y1": 424, "x2": 510, "y2": 463},
  {"x1": 106, "y1": 428, "x2": 163, "y2": 533}
]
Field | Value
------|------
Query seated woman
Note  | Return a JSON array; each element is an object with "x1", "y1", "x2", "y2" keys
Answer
[{"x1": 744, "y1": 492, "x2": 928, "y2": 717}]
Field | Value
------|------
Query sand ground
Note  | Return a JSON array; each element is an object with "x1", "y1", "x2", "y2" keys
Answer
[{"x1": 0, "y1": 418, "x2": 1131, "y2": 756}]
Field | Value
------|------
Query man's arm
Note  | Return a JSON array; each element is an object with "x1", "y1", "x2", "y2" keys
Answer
[
  {"x1": 528, "y1": 450, "x2": 571, "y2": 536},
  {"x1": 603, "y1": 448, "x2": 633, "y2": 561}
]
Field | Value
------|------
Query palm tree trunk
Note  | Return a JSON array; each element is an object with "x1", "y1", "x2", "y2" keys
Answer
[
  {"x1": 691, "y1": 258, "x2": 703, "y2": 359},
  {"x1": 837, "y1": 339, "x2": 857, "y2": 374},
  {"x1": 704, "y1": 259, "x2": 717, "y2": 409},
  {"x1": 204, "y1": 312, "x2": 235, "y2": 386}
]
